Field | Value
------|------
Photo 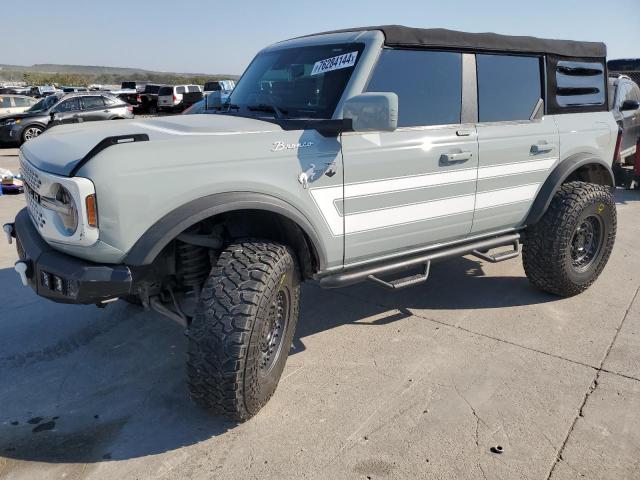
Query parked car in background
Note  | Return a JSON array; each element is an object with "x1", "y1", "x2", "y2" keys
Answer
[
  {"x1": 119, "y1": 84, "x2": 165, "y2": 114},
  {"x1": 203, "y1": 80, "x2": 236, "y2": 94},
  {"x1": 1, "y1": 86, "x2": 31, "y2": 95},
  {"x1": 157, "y1": 85, "x2": 203, "y2": 112},
  {"x1": 609, "y1": 59, "x2": 640, "y2": 88},
  {"x1": 29, "y1": 85, "x2": 57, "y2": 98},
  {"x1": 609, "y1": 74, "x2": 640, "y2": 187},
  {"x1": 0, "y1": 95, "x2": 38, "y2": 116},
  {"x1": 61, "y1": 86, "x2": 88, "y2": 93},
  {"x1": 121, "y1": 81, "x2": 148, "y2": 93},
  {"x1": 0, "y1": 92, "x2": 133, "y2": 145},
  {"x1": 182, "y1": 98, "x2": 207, "y2": 115}
]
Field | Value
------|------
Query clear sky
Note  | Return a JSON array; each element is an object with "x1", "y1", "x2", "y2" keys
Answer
[{"x1": 3, "y1": 0, "x2": 639, "y2": 75}]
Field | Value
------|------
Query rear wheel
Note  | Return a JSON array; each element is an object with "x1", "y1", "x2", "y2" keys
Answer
[
  {"x1": 523, "y1": 181, "x2": 616, "y2": 296},
  {"x1": 21, "y1": 125, "x2": 43, "y2": 144},
  {"x1": 187, "y1": 240, "x2": 300, "y2": 421}
]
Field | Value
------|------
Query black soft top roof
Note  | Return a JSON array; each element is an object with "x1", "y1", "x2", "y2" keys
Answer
[{"x1": 306, "y1": 25, "x2": 606, "y2": 58}]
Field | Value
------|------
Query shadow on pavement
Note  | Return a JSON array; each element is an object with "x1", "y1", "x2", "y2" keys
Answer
[
  {"x1": 615, "y1": 187, "x2": 640, "y2": 205},
  {"x1": 0, "y1": 256, "x2": 556, "y2": 464}
]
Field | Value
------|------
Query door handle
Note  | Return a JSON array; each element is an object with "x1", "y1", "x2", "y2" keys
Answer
[
  {"x1": 530, "y1": 143, "x2": 555, "y2": 155},
  {"x1": 456, "y1": 129, "x2": 475, "y2": 137},
  {"x1": 441, "y1": 151, "x2": 473, "y2": 165}
]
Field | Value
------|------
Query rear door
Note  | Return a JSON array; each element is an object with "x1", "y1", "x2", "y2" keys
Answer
[
  {"x1": 472, "y1": 53, "x2": 559, "y2": 234},
  {"x1": 340, "y1": 49, "x2": 479, "y2": 265},
  {"x1": 80, "y1": 95, "x2": 109, "y2": 121}
]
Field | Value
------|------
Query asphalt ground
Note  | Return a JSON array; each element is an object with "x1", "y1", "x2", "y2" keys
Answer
[{"x1": 1, "y1": 145, "x2": 639, "y2": 479}]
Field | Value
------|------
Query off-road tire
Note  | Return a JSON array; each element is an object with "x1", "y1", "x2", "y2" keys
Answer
[
  {"x1": 522, "y1": 181, "x2": 616, "y2": 297},
  {"x1": 187, "y1": 240, "x2": 300, "y2": 421}
]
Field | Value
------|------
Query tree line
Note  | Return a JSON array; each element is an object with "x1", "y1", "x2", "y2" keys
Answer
[{"x1": 1, "y1": 70, "x2": 236, "y2": 87}]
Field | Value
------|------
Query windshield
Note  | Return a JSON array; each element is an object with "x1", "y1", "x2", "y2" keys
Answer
[
  {"x1": 26, "y1": 95, "x2": 59, "y2": 113},
  {"x1": 227, "y1": 43, "x2": 364, "y2": 119}
]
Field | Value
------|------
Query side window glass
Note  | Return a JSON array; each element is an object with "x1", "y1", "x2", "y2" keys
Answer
[
  {"x1": 55, "y1": 98, "x2": 81, "y2": 112},
  {"x1": 0, "y1": 97, "x2": 11, "y2": 108},
  {"x1": 616, "y1": 83, "x2": 632, "y2": 108},
  {"x1": 176, "y1": 86, "x2": 186, "y2": 94},
  {"x1": 366, "y1": 49, "x2": 462, "y2": 127},
  {"x1": 14, "y1": 97, "x2": 30, "y2": 107},
  {"x1": 555, "y1": 60, "x2": 605, "y2": 108},
  {"x1": 477, "y1": 54, "x2": 542, "y2": 122},
  {"x1": 81, "y1": 96, "x2": 106, "y2": 109}
]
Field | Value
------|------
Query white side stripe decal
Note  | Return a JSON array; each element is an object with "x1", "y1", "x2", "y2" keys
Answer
[
  {"x1": 478, "y1": 158, "x2": 556, "y2": 179},
  {"x1": 345, "y1": 194, "x2": 476, "y2": 234},
  {"x1": 311, "y1": 158, "x2": 556, "y2": 236},
  {"x1": 475, "y1": 184, "x2": 540, "y2": 210},
  {"x1": 345, "y1": 168, "x2": 476, "y2": 198}
]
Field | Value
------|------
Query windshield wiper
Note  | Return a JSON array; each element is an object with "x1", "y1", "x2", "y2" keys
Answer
[{"x1": 247, "y1": 103, "x2": 287, "y2": 119}]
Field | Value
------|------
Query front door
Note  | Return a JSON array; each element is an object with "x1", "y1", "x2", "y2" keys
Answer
[
  {"x1": 52, "y1": 97, "x2": 82, "y2": 125},
  {"x1": 617, "y1": 79, "x2": 640, "y2": 159},
  {"x1": 340, "y1": 49, "x2": 478, "y2": 265},
  {"x1": 472, "y1": 53, "x2": 559, "y2": 234}
]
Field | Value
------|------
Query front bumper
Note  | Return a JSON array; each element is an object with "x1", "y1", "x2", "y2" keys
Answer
[
  {"x1": 0, "y1": 124, "x2": 19, "y2": 143},
  {"x1": 8, "y1": 208, "x2": 132, "y2": 304}
]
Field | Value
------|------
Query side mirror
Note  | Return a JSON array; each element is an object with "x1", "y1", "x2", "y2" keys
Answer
[
  {"x1": 343, "y1": 92, "x2": 398, "y2": 132},
  {"x1": 621, "y1": 100, "x2": 640, "y2": 111}
]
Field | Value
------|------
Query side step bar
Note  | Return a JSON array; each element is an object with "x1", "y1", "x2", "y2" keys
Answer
[
  {"x1": 318, "y1": 233, "x2": 521, "y2": 289},
  {"x1": 471, "y1": 239, "x2": 520, "y2": 263},
  {"x1": 368, "y1": 262, "x2": 431, "y2": 290}
]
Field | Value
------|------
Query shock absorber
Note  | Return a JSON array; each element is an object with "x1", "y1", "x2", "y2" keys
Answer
[{"x1": 176, "y1": 239, "x2": 210, "y2": 296}]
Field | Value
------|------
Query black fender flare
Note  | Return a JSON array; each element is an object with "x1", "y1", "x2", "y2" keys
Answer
[
  {"x1": 124, "y1": 192, "x2": 328, "y2": 269},
  {"x1": 524, "y1": 153, "x2": 615, "y2": 226}
]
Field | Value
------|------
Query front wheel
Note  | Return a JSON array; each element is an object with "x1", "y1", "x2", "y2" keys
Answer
[
  {"x1": 187, "y1": 240, "x2": 300, "y2": 421},
  {"x1": 522, "y1": 181, "x2": 616, "y2": 296},
  {"x1": 21, "y1": 125, "x2": 44, "y2": 144}
]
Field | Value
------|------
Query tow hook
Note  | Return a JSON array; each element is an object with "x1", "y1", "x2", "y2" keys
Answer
[
  {"x1": 14, "y1": 261, "x2": 29, "y2": 286},
  {"x1": 3, "y1": 223, "x2": 14, "y2": 245}
]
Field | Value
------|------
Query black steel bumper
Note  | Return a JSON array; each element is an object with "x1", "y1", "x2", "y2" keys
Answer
[{"x1": 8, "y1": 208, "x2": 133, "y2": 304}]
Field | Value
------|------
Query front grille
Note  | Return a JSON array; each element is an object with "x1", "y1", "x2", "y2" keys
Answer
[
  {"x1": 19, "y1": 157, "x2": 46, "y2": 230},
  {"x1": 19, "y1": 157, "x2": 42, "y2": 190},
  {"x1": 24, "y1": 185, "x2": 46, "y2": 229}
]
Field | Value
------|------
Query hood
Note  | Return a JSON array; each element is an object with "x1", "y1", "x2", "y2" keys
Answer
[
  {"x1": 20, "y1": 114, "x2": 282, "y2": 176},
  {"x1": 2, "y1": 110, "x2": 49, "y2": 122}
]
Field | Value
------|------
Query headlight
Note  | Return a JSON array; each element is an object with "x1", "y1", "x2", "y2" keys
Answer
[
  {"x1": 41, "y1": 184, "x2": 78, "y2": 235},
  {"x1": 2, "y1": 119, "x2": 19, "y2": 126}
]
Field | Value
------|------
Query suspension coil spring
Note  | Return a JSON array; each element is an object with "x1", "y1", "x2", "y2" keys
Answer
[{"x1": 176, "y1": 240, "x2": 210, "y2": 293}]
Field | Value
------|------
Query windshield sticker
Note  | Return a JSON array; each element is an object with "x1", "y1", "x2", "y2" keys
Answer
[{"x1": 311, "y1": 51, "x2": 358, "y2": 76}]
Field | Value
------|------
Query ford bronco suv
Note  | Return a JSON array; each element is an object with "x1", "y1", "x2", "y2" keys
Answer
[{"x1": 4, "y1": 26, "x2": 619, "y2": 420}]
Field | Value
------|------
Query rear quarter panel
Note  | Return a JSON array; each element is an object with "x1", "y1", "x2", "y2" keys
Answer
[{"x1": 554, "y1": 111, "x2": 617, "y2": 164}]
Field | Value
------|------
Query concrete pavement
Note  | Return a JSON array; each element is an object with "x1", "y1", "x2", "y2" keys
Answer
[{"x1": 1, "y1": 146, "x2": 639, "y2": 479}]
